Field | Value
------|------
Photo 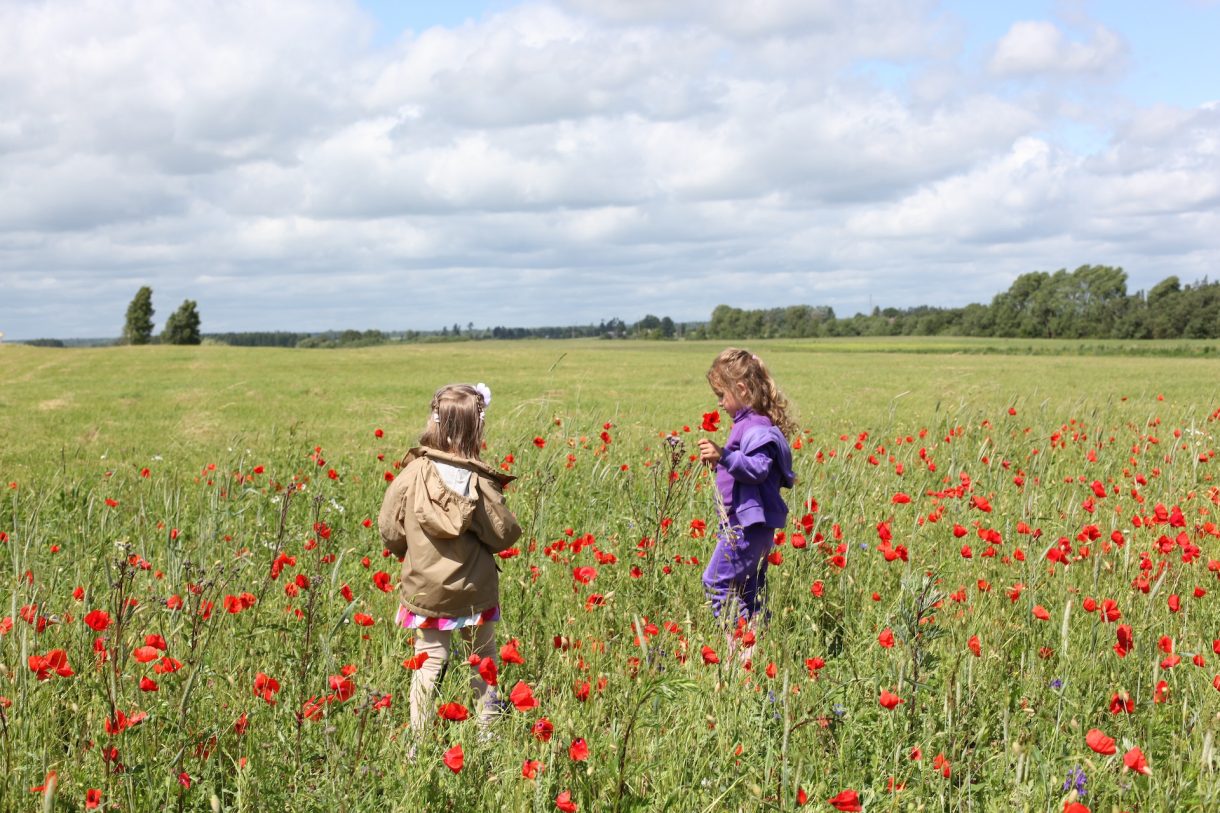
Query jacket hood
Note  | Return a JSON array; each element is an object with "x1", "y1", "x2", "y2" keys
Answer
[{"x1": 400, "y1": 446, "x2": 515, "y2": 486}]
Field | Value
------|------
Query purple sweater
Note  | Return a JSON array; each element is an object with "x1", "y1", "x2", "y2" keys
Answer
[{"x1": 715, "y1": 408, "x2": 795, "y2": 529}]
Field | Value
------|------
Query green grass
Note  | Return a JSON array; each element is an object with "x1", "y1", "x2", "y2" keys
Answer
[{"x1": 1, "y1": 339, "x2": 1219, "y2": 811}]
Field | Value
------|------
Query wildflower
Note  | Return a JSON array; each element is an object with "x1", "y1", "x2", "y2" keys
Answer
[
  {"x1": 510, "y1": 681, "x2": 539, "y2": 712},
  {"x1": 253, "y1": 672, "x2": 281, "y2": 704},
  {"x1": 1062, "y1": 766, "x2": 1087, "y2": 797},
  {"x1": 402, "y1": 651, "x2": 429, "y2": 670},
  {"x1": 437, "y1": 703, "x2": 468, "y2": 722},
  {"x1": 701, "y1": 412, "x2": 720, "y2": 432},
  {"x1": 1085, "y1": 729, "x2": 1116, "y2": 755},
  {"x1": 879, "y1": 688, "x2": 905, "y2": 710},
  {"x1": 532, "y1": 717, "x2": 554, "y2": 742},
  {"x1": 569, "y1": 738, "x2": 589, "y2": 761},
  {"x1": 555, "y1": 789, "x2": 578, "y2": 812},
  {"x1": 827, "y1": 789, "x2": 862, "y2": 811},
  {"x1": 522, "y1": 759, "x2": 543, "y2": 779},
  {"x1": 500, "y1": 638, "x2": 526, "y2": 665},
  {"x1": 443, "y1": 743, "x2": 464, "y2": 774},
  {"x1": 1123, "y1": 746, "x2": 1151, "y2": 775}
]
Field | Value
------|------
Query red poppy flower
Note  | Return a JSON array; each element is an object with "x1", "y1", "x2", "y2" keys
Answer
[
  {"x1": 555, "y1": 790, "x2": 578, "y2": 813},
  {"x1": 477, "y1": 656, "x2": 498, "y2": 686},
  {"x1": 403, "y1": 651, "x2": 429, "y2": 670},
  {"x1": 573, "y1": 566, "x2": 597, "y2": 585},
  {"x1": 85, "y1": 789, "x2": 102, "y2": 809},
  {"x1": 967, "y1": 635, "x2": 981, "y2": 657},
  {"x1": 253, "y1": 672, "x2": 280, "y2": 704},
  {"x1": 83, "y1": 610, "x2": 111, "y2": 631},
  {"x1": 827, "y1": 789, "x2": 862, "y2": 811},
  {"x1": 568, "y1": 737, "x2": 589, "y2": 761},
  {"x1": 443, "y1": 743, "x2": 464, "y2": 774},
  {"x1": 1114, "y1": 625, "x2": 1133, "y2": 658},
  {"x1": 1109, "y1": 691, "x2": 1134, "y2": 713},
  {"x1": 532, "y1": 717, "x2": 554, "y2": 742},
  {"x1": 1085, "y1": 728, "x2": 1116, "y2": 755},
  {"x1": 533, "y1": 437, "x2": 546, "y2": 448},
  {"x1": 500, "y1": 638, "x2": 525, "y2": 665},
  {"x1": 879, "y1": 688, "x2": 905, "y2": 710},
  {"x1": 1123, "y1": 746, "x2": 1151, "y2": 775},
  {"x1": 878, "y1": 628, "x2": 895, "y2": 648},
  {"x1": 701, "y1": 645, "x2": 720, "y2": 665},
  {"x1": 133, "y1": 645, "x2": 160, "y2": 663},
  {"x1": 28, "y1": 649, "x2": 73, "y2": 681},
  {"x1": 1063, "y1": 803, "x2": 1089, "y2": 813},
  {"x1": 372, "y1": 571, "x2": 394, "y2": 593},
  {"x1": 437, "y1": 702, "x2": 468, "y2": 722},
  {"x1": 521, "y1": 759, "x2": 543, "y2": 779},
  {"x1": 701, "y1": 412, "x2": 720, "y2": 432},
  {"x1": 509, "y1": 680, "x2": 539, "y2": 711}
]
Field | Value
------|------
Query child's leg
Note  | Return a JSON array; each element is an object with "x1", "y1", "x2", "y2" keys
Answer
[
  {"x1": 409, "y1": 627, "x2": 453, "y2": 732},
  {"x1": 702, "y1": 524, "x2": 772, "y2": 620},
  {"x1": 461, "y1": 621, "x2": 500, "y2": 724},
  {"x1": 735, "y1": 525, "x2": 775, "y2": 621},
  {"x1": 702, "y1": 524, "x2": 748, "y2": 620}
]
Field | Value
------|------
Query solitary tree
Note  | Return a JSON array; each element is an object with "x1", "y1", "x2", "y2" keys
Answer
[
  {"x1": 162, "y1": 300, "x2": 202, "y2": 345},
  {"x1": 122, "y1": 286, "x2": 155, "y2": 344}
]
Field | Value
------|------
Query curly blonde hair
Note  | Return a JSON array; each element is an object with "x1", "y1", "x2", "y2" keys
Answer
[
  {"x1": 707, "y1": 348, "x2": 799, "y2": 438},
  {"x1": 418, "y1": 384, "x2": 486, "y2": 459}
]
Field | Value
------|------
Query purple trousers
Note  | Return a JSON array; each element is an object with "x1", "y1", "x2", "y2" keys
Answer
[{"x1": 702, "y1": 522, "x2": 774, "y2": 621}]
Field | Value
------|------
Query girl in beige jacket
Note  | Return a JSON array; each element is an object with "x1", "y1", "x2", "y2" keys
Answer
[{"x1": 379, "y1": 383, "x2": 522, "y2": 737}]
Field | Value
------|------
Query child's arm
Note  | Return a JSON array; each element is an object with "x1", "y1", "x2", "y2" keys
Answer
[
  {"x1": 718, "y1": 426, "x2": 785, "y2": 484},
  {"x1": 378, "y1": 474, "x2": 410, "y2": 559},
  {"x1": 719, "y1": 444, "x2": 775, "y2": 484},
  {"x1": 469, "y1": 476, "x2": 523, "y2": 553}
]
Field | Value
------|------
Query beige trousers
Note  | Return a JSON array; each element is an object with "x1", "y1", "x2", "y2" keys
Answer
[{"x1": 409, "y1": 622, "x2": 499, "y2": 732}]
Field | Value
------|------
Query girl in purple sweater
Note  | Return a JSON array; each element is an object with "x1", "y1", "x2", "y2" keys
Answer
[{"x1": 696, "y1": 348, "x2": 797, "y2": 662}]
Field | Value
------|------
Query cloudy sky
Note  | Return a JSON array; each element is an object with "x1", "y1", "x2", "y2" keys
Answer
[{"x1": 2, "y1": 0, "x2": 1218, "y2": 339}]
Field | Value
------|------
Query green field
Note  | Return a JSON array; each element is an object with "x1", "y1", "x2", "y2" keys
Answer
[{"x1": 1, "y1": 340, "x2": 1219, "y2": 811}]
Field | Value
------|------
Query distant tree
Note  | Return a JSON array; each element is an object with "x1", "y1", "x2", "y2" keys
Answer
[
  {"x1": 122, "y1": 286, "x2": 155, "y2": 345},
  {"x1": 162, "y1": 300, "x2": 201, "y2": 345}
]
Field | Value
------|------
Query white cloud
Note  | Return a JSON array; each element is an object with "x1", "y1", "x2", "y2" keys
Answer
[
  {"x1": 0, "y1": 0, "x2": 1216, "y2": 338},
  {"x1": 989, "y1": 20, "x2": 1127, "y2": 77}
]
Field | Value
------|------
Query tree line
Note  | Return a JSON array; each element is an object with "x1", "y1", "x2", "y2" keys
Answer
[
  {"x1": 28, "y1": 266, "x2": 1204, "y2": 349},
  {"x1": 697, "y1": 267, "x2": 1220, "y2": 340}
]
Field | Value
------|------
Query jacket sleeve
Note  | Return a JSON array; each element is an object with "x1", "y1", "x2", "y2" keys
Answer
[
  {"x1": 378, "y1": 474, "x2": 410, "y2": 559},
  {"x1": 719, "y1": 427, "x2": 781, "y2": 484},
  {"x1": 469, "y1": 475, "x2": 523, "y2": 553}
]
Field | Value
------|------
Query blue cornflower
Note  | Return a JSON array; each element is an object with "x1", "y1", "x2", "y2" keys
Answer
[{"x1": 1062, "y1": 766, "x2": 1087, "y2": 797}]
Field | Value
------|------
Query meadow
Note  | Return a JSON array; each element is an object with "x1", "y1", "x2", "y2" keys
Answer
[{"x1": 1, "y1": 338, "x2": 1219, "y2": 812}]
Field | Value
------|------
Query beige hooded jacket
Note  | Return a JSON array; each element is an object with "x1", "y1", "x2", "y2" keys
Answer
[{"x1": 378, "y1": 446, "x2": 522, "y2": 617}]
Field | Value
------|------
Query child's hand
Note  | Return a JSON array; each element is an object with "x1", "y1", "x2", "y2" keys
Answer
[{"x1": 697, "y1": 438, "x2": 722, "y2": 466}]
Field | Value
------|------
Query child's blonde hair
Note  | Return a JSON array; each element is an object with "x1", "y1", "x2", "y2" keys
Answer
[
  {"x1": 419, "y1": 384, "x2": 486, "y2": 459},
  {"x1": 707, "y1": 348, "x2": 799, "y2": 438}
]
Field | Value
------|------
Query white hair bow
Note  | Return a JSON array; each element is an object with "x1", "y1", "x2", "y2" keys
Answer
[{"x1": 474, "y1": 382, "x2": 492, "y2": 407}]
